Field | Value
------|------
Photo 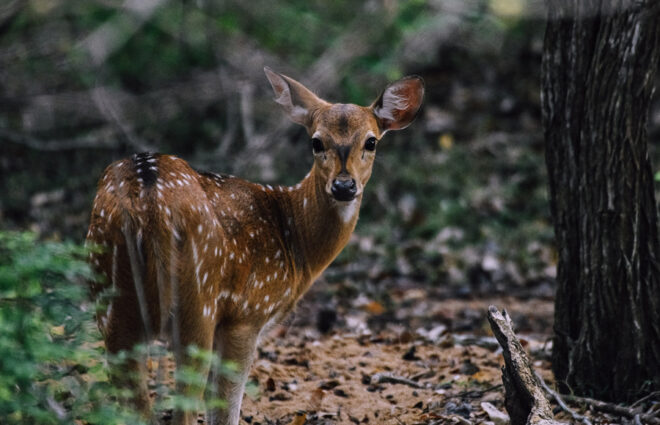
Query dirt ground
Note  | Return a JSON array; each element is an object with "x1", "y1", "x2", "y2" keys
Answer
[
  {"x1": 150, "y1": 286, "x2": 628, "y2": 424},
  {"x1": 239, "y1": 295, "x2": 554, "y2": 425}
]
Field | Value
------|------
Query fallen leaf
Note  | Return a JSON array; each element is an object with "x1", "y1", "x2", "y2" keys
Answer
[
  {"x1": 290, "y1": 411, "x2": 306, "y2": 425},
  {"x1": 364, "y1": 301, "x2": 385, "y2": 315},
  {"x1": 333, "y1": 388, "x2": 348, "y2": 398},
  {"x1": 50, "y1": 325, "x2": 65, "y2": 336},
  {"x1": 319, "y1": 380, "x2": 340, "y2": 390},
  {"x1": 402, "y1": 345, "x2": 421, "y2": 361},
  {"x1": 481, "y1": 402, "x2": 509, "y2": 425},
  {"x1": 308, "y1": 388, "x2": 325, "y2": 410}
]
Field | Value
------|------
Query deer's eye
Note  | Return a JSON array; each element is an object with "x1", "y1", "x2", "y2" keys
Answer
[
  {"x1": 365, "y1": 137, "x2": 377, "y2": 151},
  {"x1": 311, "y1": 138, "x2": 324, "y2": 153}
]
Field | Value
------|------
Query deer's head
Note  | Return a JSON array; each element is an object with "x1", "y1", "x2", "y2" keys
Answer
[{"x1": 265, "y1": 67, "x2": 424, "y2": 203}]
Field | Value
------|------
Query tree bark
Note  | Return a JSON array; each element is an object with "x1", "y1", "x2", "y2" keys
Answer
[{"x1": 542, "y1": 0, "x2": 660, "y2": 402}]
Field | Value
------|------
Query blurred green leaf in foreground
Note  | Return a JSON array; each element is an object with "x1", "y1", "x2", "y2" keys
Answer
[{"x1": 0, "y1": 231, "x2": 143, "y2": 425}]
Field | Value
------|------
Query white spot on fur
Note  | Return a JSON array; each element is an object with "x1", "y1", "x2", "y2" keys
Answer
[{"x1": 192, "y1": 241, "x2": 201, "y2": 289}]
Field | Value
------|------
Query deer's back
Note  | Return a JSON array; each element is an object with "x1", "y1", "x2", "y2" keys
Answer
[{"x1": 87, "y1": 153, "x2": 300, "y2": 338}]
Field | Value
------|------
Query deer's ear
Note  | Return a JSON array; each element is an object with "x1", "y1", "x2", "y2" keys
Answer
[
  {"x1": 371, "y1": 76, "x2": 424, "y2": 133},
  {"x1": 264, "y1": 67, "x2": 327, "y2": 127}
]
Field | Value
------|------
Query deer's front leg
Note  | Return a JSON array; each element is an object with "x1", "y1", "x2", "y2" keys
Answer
[{"x1": 206, "y1": 323, "x2": 260, "y2": 425}]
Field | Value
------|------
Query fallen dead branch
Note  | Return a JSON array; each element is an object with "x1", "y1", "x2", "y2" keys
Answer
[
  {"x1": 533, "y1": 371, "x2": 592, "y2": 425},
  {"x1": 371, "y1": 372, "x2": 425, "y2": 389},
  {"x1": 557, "y1": 391, "x2": 660, "y2": 425},
  {"x1": 487, "y1": 305, "x2": 566, "y2": 425}
]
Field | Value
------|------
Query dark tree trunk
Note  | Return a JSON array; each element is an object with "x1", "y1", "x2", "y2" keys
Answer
[{"x1": 542, "y1": 0, "x2": 660, "y2": 402}]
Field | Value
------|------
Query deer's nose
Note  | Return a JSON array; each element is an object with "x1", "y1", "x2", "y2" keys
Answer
[{"x1": 331, "y1": 178, "x2": 357, "y2": 202}]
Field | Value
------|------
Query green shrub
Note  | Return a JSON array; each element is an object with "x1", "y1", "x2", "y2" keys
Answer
[
  {"x1": 0, "y1": 231, "x2": 143, "y2": 425},
  {"x1": 0, "y1": 231, "x2": 249, "y2": 424}
]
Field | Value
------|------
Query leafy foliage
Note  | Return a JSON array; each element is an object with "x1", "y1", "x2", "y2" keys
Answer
[
  {"x1": 0, "y1": 231, "x2": 143, "y2": 424},
  {"x1": 0, "y1": 231, "x2": 254, "y2": 423}
]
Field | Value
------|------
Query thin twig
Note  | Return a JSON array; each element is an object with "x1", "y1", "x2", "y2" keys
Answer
[
  {"x1": 46, "y1": 395, "x2": 68, "y2": 420},
  {"x1": 534, "y1": 371, "x2": 592, "y2": 425},
  {"x1": 91, "y1": 85, "x2": 156, "y2": 152},
  {"x1": 630, "y1": 390, "x2": 660, "y2": 408},
  {"x1": 0, "y1": 127, "x2": 123, "y2": 151}
]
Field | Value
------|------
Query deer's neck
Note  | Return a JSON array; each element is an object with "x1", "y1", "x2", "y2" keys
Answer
[{"x1": 281, "y1": 168, "x2": 360, "y2": 284}]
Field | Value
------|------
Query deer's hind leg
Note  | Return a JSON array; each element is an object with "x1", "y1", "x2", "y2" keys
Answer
[
  {"x1": 169, "y1": 289, "x2": 216, "y2": 425},
  {"x1": 103, "y1": 287, "x2": 152, "y2": 418},
  {"x1": 205, "y1": 323, "x2": 260, "y2": 425}
]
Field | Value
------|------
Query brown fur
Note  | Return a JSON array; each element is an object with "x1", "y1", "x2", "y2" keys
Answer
[{"x1": 86, "y1": 68, "x2": 424, "y2": 425}]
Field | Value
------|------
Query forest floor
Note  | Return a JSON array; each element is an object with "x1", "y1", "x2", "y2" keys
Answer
[
  {"x1": 240, "y1": 293, "x2": 554, "y2": 425},
  {"x1": 143, "y1": 280, "x2": 621, "y2": 425}
]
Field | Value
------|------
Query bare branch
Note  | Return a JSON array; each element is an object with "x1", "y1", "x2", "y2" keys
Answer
[
  {"x1": 77, "y1": 0, "x2": 166, "y2": 66},
  {"x1": 534, "y1": 371, "x2": 592, "y2": 425},
  {"x1": 91, "y1": 85, "x2": 157, "y2": 152},
  {"x1": 371, "y1": 372, "x2": 425, "y2": 389},
  {"x1": 1, "y1": 127, "x2": 123, "y2": 151},
  {"x1": 559, "y1": 392, "x2": 660, "y2": 425}
]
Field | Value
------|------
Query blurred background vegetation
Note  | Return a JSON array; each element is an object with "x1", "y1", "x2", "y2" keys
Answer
[
  {"x1": 3, "y1": 0, "x2": 660, "y2": 301},
  {"x1": 0, "y1": 0, "x2": 580, "y2": 294}
]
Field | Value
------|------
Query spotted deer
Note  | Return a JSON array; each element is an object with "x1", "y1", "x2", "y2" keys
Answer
[{"x1": 86, "y1": 67, "x2": 424, "y2": 425}]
